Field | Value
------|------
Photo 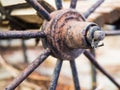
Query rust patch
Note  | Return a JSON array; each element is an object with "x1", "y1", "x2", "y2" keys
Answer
[{"x1": 42, "y1": 9, "x2": 104, "y2": 60}]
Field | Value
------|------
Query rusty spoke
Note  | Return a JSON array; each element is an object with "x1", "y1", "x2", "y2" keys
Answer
[
  {"x1": 37, "y1": 0, "x2": 55, "y2": 13},
  {"x1": 84, "y1": 50, "x2": 120, "y2": 89},
  {"x1": 70, "y1": 60, "x2": 81, "y2": 90},
  {"x1": 84, "y1": 0, "x2": 104, "y2": 18},
  {"x1": 55, "y1": 0, "x2": 63, "y2": 10},
  {"x1": 49, "y1": 59, "x2": 63, "y2": 90},
  {"x1": 70, "y1": 0, "x2": 77, "y2": 9},
  {"x1": 105, "y1": 30, "x2": 120, "y2": 36},
  {"x1": 25, "y1": 0, "x2": 51, "y2": 21},
  {"x1": 5, "y1": 49, "x2": 51, "y2": 90},
  {"x1": 0, "y1": 30, "x2": 46, "y2": 39},
  {"x1": 90, "y1": 49, "x2": 97, "y2": 90}
]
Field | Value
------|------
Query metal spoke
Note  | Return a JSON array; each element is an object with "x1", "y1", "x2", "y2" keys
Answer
[
  {"x1": 70, "y1": 60, "x2": 80, "y2": 90},
  {"x1": 55, "y1": 0, "x2": 63, "y2": 10},
  {"x1": 5, "y1": 49, "x2": 51, "y2": 90},
  {"x1": 84, "y1": 0, "x2": 104, "y2": 18},
  {"x1": 37, "y1": 0, "x2": 55, "y2": 13},
  {"x1": 90, "y1": 49, "x2": 97, "y2": 90},
  {"x1": 0, "y1": 30, "x2": 46, "y2": 39},
  {"x1": 25, "y1": 0, "x2": 51, "y2": 21},
  {"x1": 105, "y1": 30, "x2": 120, "y2": 36},
  {"x1": 49, "y1": 59, "x2": 63, "y2": 90},
  {"x1": 22, "y1": 40, "x2": 28, "y2": 63},
  {"x1": 70, "y1": 0, "x2": 77, "y2": 9},
  {"x1": 84, "y1": 50, "x2": 120, "y2": 89}
]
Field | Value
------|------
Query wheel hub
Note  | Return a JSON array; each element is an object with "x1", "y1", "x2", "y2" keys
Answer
[{"x1": 42, "y1": 9, "x2": 105, "y2": 60}]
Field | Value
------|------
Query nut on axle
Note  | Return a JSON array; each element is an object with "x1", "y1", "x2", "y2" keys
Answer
[
  {"x1": 42, "y1": 9, "x2": 105, "y2": 60},
  {"x1": 65, "y1": 22, "x2": 105, "y2": 49}
]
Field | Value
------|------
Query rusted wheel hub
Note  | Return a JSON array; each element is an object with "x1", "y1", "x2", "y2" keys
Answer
[{"x1": 42, "y1": 9, "x2": 105, "y2": 60}]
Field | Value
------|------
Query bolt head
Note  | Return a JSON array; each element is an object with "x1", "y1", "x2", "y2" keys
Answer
[{"x1": 86, "y1": 25, "x2": 105, "y2": 48}]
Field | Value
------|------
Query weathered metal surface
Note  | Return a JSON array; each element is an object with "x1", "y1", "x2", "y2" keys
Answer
[
  {"x1": 5, "y1": 49, "x2": 51, "y2": 90},
  {"x1": 37, "y1": 0, "x2": 55, "y2": 13},
  {"x1": 0, "y1": 30, "x2": 45, "y2": 39},
  {"x1": 84, "y1": 50, "x2": 120, "y2": 89},
  {"x1": 70, "y1": 0, "x2": 77, "y2": 9},
  {"x1": 42, "y1": 9, "x2": 105, "y2": 60},
  {"x1": 64, "y1": 21, "x2": 90, "y2": 49},
  {"x1": 86, "y1": 25, "x2": 105, "y2": 48},
  {"x1": 105, "y1": 30, "x2": 120, "y2": 36},
  {"x1": 25, "y1": 0, "x2": 51, "y2": 21},
  {"x1": 49, "y1": 59, "x2": 63, "y2": 90},
  {"x1": 65, "y1": 22, "x2": 105, "y2": 48},
  {"x1": 55, "y1": 0, "x2": 63, "y2": 10},
  {"x1": 42, "y1": 9, "x2": 85, "y2": 60},
  {"x1": 90, "y1": 49, "x2": 97, "y2": 90},
  {"x1": 70, "y1": 60, "x2": 80, "y2": 90}
]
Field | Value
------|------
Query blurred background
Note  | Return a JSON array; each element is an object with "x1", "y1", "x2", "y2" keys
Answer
[{"x1": 0, "y1": 0, "x2": 120, "y2": 90}]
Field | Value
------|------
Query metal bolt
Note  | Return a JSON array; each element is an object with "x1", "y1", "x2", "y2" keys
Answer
[
  {"x1": 86, "y1": 25, "x2": 105, "y2": 48},
  {"x1": 93, "y1": 30, "x2": 105, "y2": 41}
]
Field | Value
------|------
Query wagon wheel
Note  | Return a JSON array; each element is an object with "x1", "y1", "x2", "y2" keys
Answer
[
  {"x1": 0, "y1": 0, "x2": 54, "y2": 63},
  {"x1": 0, "y1": 0, "x2": 119, "y2": 90}
]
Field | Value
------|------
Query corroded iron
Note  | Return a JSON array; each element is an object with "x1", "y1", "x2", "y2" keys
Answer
[
  {"x1": 105, "y1": 30, "x2": 120, "y2": 36},
  {"x1": 49, "y1": 59, "x2": 63, "y2": 90},
  {"x1": 5, "y1": 49, "x2": 51, "y2": 90},
  {"x1": 0, "y1": 30, "x2": 45, "y2": 39},
  {"x1": 84, "y1": 50, "x2": 120, "y2": 88},
  {"x1": 55, "y1": 0, "x2": 63, "y2": 10},
  {"x1": 42, "y1": 9, "x2": 85, "y2": 60},
  {"x1": 25, "y1": 0, "x2": 51, "y2": 21},
  {"x1": 70, "y1": 60, "x2": 80, "y2": 90},
  {"x1": 42, "y1": 9, "x2": 105, "y2": 60},
  {"x1": 70, "y1": 0, "x2": 77, "y2": 9}
]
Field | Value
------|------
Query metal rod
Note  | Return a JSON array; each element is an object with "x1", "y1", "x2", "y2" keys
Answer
[
  {"x1": 90, "y1": 49, "x2": 97, "y2": 90},
  {"x1": 55, "y1": 0, "x2": 63, "y2": 10},
  {"x1": 5, "y1": 49, "x2": 51, "y2": 90},
  {"x1": 22, "y1": 40, "x2": 28, "y2": 63},
  {"x1": 84, "y1": 0, "x2": 104, "y2": 18},
  {"x1": 37, "y1": 0, "x2": 55, "y2": 13},
  {"x1": 0, "y1": 30, "x2": 46, "y2": 39},
  {"x1": 84, "y1": 50, "x2": 120, "y2": 89},
  {"x1": 105, "y1": 30, "x2": 120, "y2": 36},
  {"x1": 70, "y1": 0, "x2": 77, "y2": 9},
  {"x1": 70, "y1": 60, "x2": 81, "y2": 90},
  {"x1": 49, "y1": 59, "x2": 63, "y2": 90},
  {"x1": 25, "y1": 0, "x2": 51, "y2": 21}
]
